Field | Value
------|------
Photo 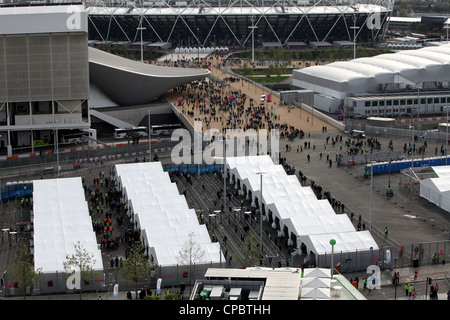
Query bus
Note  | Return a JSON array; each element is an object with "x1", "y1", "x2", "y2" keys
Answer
[
  {"x1": 350, "y1": 130, "x2": 366, "y2": 139},
  {"x1": 150, "y1": 124, "x2": 182, "y2": 136},
  {"x1": 62, "y1": 132, "x2": 89, "y2": 144},
  {"x1": 114, "y1": 127, "x2": 148, "y2": 139}
]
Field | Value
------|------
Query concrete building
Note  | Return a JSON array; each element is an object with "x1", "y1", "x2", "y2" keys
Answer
[
  {"x1": 0, "y1": 3, "x2": 90, "y2": 156},
  {"x1": 191, "y1": 267, "x2": 366, "y2": 300},
  {"x1": 0, "y1": 3, "x2": 210, "y2": 155}
]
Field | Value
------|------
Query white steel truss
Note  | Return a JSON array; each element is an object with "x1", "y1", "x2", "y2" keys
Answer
[{"x1": 84, "y1": 0, "x2": 395, "y2": 46}]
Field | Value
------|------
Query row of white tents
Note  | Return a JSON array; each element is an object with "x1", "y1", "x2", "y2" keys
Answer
[
  {"x1": 114, "y1": 162, "x2": 224, "y2": 285},
  {"x1": 420, "y1": 165, "x2": 450, "y2": 213},
  {"x1": 32, "y1": 177, "x2": 104, "y2": 294},
  {"x1": 225, "y1": 155, "x2": 379, "y2": 269},
  {"x1": 174, "y1": 46, "x2": 229, "y2": 54}
]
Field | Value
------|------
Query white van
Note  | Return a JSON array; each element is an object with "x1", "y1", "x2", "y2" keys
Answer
[{"x1": 260, "y1": 94, "x2": 265, "y2": 105}]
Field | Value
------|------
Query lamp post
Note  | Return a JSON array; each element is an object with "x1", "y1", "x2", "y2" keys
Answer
[
  {"x1": 223, "y1": 137, "x2": 227, "y2": 225},
  {"x1": 330, "y1": 239, "x2": 336, "y2": 279},
  {"x1": 257, "y1": 172, "x2": 266, "y2": 252},
  {"x1": 197, "y1": 28, "x2": 200, "y2": 64},
  {"x1": 444, "y1": 21, "x2": 449, "y2": 44},
  {"x1": 350, "y1": 15, "x2": 360, "y2": 60},
  {"x1": 248, "y1": 17, "x2": 258, "y2": 64},
  {"x1": 444, "y1": 106, "x2": 450, "y2": 165},
  {"x1": 369, "y1": 161, "x2": 374, "y2": 231},
  {"x1": 137, "y1": 24, "x2": 146, "y2": 63},
  {"x1": 409, "y1": 106, "x2": 418, "y2": 197},
  {"x1": 148, "y1": 109, "x2": 151, "y2": 162},
  {"x1": 54, "y1": 124, "x2": 59, "y2": 178}
]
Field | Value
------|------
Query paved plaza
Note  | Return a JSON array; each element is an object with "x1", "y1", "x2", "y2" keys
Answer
[{"x1": 0, "y1": 53, "x2": 449, "y2": 301}]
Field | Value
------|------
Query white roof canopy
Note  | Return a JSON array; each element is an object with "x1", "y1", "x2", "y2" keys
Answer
[
  {"x1": 115, "y1": 162, "x2": 223, "y2": 267},
  {"x1": 33, "y1": 177, "x2": 103, "y2": 273},
  {"x1": 293, "y1": 43, "x2": 450, "y2": 98},
  {"x1": 225, "y1": 156, "x2": 378, "y2": 256},
  {"x1": 420, "y1": 165, "x2": 450, "y2": 213}
]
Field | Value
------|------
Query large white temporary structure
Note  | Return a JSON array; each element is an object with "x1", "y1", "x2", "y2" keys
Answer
[
  {"x1": 420, "y1": 166, "x2": 450, "y2": 213},
  {"x1": 225, "y1": 155, "x2": 378, "y2": 270},
  {"x1": 32, "y1": 177, "x2": 104, "y2": 294},
  {"x1": 114, "y1": 162, "x2": 224, "y2": 285},
  {"x1": 293, "y1": 43, "x2": 450, "y2": 100}
]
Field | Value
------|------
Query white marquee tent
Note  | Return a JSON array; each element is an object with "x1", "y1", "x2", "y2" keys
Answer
[
  {"x1": 419, "y1": 166, "x2": 450, "y2": 213},
  {"x1": 114, "y1": 162, "x2": 224, "y2": 272},
  {"x1": 32, "y1": 177, "x2": 104, "y2": 293},
  {"x1": 33, "y1": 177, "x2": 103, "y2": 274},
  {"x1": 225, "y1": 156, "x2": 379, "y2": 267},
  {"x1": 301, "y1": 287, "x2": 331, "y2": 300}
]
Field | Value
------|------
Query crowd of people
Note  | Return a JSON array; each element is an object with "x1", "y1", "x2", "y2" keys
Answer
[{"x1": 171, "y1": 74, "x2": 310, "y2": 142}]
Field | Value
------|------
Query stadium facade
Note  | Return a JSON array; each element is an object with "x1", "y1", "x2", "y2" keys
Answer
[{"x1": 85, "y1": 0, "x2": 394, "y2": 48}]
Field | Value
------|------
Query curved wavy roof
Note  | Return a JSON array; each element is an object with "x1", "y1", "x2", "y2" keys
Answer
[{"x1": 89, "y1": 47, "x2": 209, "y2": 106}]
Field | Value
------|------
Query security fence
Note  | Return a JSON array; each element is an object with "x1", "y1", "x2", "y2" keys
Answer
[
  {"x1": 316, "y1": 240, "x2": 450, "y2": 273},
  {"x1": 0, "y1": 140, "x2": 177, "y2": 180},
  {"x1": 349, "y1": 123, "x2": 450, "y2": 142},
  {"x1": 338, "y1": 151, "x2": 403, "y2": 166}
]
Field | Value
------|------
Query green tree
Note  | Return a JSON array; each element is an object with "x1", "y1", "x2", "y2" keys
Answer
[
  {"x1": 63, "y1": 241, "x2": 99, "y2": 300},
  {"x1": 10, "y1": 245, "x2": 42, "y2": 299},
  {"x1": 242, "y1": 233, "x2": 262, "y2": 267},
  {"x1": 120, "y1": 242, "x2": 151, "y2": 299},
  {"x1": 176, "y1": 232, "x2": 206, "y2": 293}
]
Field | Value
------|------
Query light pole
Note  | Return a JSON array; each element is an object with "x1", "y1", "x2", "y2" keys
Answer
[
  {"x1": 444, "y1": 21, "x2": 449, "y2": 44},
  {"x1": 54, "y1": 124, "x2": 59, "y2": 178},
  {"x1": 223, "y1": 137, "x2": 227, "y2": 224},
  {"x1": 248, "y1": 17, "x2": 258, "y2": 64},
  {"x1": 257, "y1": 172, "x2": 266, "y2": 252},
  {"x1": 330, "y1": 239, "x2": 336, "y2": 279},
  {"x1": 148, "y1": 109, "x2": 151, "y2": 162},
  {"x1": 409, "y1": 106, "x2": 419, "y2": 197},
  {"x1": 350, "y1": 15, "x2": 360, "y2": 60},
  {"x1": 369, "y1": 161, "x2": 374, "y2": 232},
  {"x1": 137, "y1": 24, "x2": 146, "y2": 63},
  {"x1": 444, "y1": 106, "x2": 450, "y2": 165},
  {"x1": 197, "y1": 28, "x2": 200, "y2": 64}
]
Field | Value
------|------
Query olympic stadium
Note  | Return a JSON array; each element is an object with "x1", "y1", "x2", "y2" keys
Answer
[{"x1": 85, "y1": 0, "x2": 394, "y2": 47}]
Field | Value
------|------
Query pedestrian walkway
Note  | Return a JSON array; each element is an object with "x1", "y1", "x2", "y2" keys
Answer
[{"x1": 164, "y1": 53, "x2": 334, "y2": 137}]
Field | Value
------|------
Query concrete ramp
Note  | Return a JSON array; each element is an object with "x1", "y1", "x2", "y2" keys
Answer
[{"x1": 90, "y1": 109, "x2": 135, "y2": 128}]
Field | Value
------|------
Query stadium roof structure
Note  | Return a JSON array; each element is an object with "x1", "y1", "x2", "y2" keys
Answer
[
  {"x1": 292, "y1": 43, "x2": 450, "y2": 99},
  {"x1": 114, "y1": 162, "x2": 224, "y2": 267},
  {"x1": 224, "y1": 155, "x2": 379, "y2": 257},
  {"x1": 88, "y1": 46, "x2": 209, "y2": 105},
  {"x1": 32, "y1": 177, "x2": 104, "y2": 274},
  {"x1": 85, "y1": 0, "x2": 393, "y2": 47}
]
